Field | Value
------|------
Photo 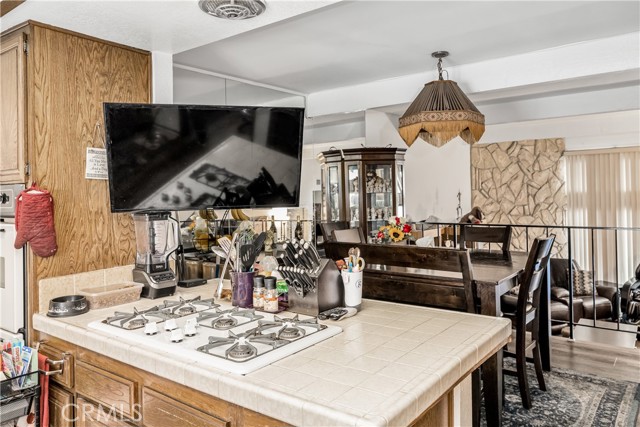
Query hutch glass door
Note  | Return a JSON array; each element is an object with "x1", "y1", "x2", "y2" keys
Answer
[
  {"x1": 365, "y1": 163, "x2": 394, "y2": 241},
  {"x1": 346, "y1": 163, "x2": 360, "y2": 228},
  {"x1": 396, "y1": 164, "x2": 405, "y2": 218},
  {"x1": 327, "y1": 165, "x2": 341, "y2": 222}
]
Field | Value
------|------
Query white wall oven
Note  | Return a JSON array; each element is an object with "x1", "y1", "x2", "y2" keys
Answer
[{"x1": 0, "y1": 184, "x2": 26, "y2": 341}]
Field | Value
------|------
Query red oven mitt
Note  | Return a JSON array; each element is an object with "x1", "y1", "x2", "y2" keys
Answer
[{"x1": 14, "y1": 184, "x2": 58, "y2": 257}]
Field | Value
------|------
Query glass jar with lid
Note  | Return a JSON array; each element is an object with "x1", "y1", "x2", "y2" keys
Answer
[
  {"x1": 253, "y1": 276, "x2": 265, "y2": 309},
  {"x1": 263, "y1": 276, "x2": 279, "y2": 312}
]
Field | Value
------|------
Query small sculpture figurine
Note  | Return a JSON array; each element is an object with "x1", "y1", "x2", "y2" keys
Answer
[
  {"x1": 459, "y1": 206, "x2": 484, "y2": 224},
  {"x1": 456, "y1": 190, "x2": 463, "y2": 221},
  {"x1": 366, "y1": 171, "x2": 385, "y2": 193}
]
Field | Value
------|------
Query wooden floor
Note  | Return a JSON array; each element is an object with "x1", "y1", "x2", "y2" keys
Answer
[{"x1": 550, "y1": 336, "x2": 640, "y2": 383}]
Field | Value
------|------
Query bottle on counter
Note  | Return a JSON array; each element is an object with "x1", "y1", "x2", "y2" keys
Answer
[
  {"x1": 276, "y1": 279, "x2": 288, "y2": 306},
  {"x1": 263, "y1": 276, "x2": 279, "y2": 312},
  {"x1": 294, "y1": 215, "x2": 303, "y2": 240},
  {"x1": 253, "y1": 276, "x2": 265, "y2": 309}
]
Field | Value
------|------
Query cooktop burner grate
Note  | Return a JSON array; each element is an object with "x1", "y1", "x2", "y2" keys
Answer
[
  {"x1": 161, "y1": 296, "x2": 219, "y2": 316},
  {"x1": 104, "y1": 307, "x2": 171, "y2": 330},
  {"x1": 257, "y1": 314, "x2": 326, "y2": 341},
  {"x1": 197, "y1": 307, "x2": 264, "y2": 330},
  {"x1": 197, "y1": 329, "x2": 289, "y2": 362}
]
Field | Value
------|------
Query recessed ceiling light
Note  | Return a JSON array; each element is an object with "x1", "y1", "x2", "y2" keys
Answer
[{"x1": 198, "y1": 0, "x2": 266, "y2": 20}]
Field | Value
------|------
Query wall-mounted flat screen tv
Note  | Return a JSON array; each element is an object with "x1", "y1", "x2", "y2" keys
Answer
[{"x1": 103, "y1": 103, "x2": 305, "y2": 212}]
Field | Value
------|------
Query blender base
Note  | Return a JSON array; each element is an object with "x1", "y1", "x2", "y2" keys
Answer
[
  {"x1": 141, "y1": 285, "x2": 176, "y2": 299},
  {"x1": 133, "y1": 268, "x2": 177, "y2": 299},
  {"x1": 178, "y1": 279, "x2": 207, "y2": 288}
]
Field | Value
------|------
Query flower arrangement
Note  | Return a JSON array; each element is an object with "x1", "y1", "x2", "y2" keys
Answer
[{"x1": 377, "y1": 217, "x2": 413, "y2": 243}]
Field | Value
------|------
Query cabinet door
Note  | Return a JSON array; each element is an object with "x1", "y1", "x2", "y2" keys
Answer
[
  {"x1": 75, "y1": 361, "x2": 137, "y2": 419},
  {"x1": 39, "y1": 343, "x2": 74, "y2": 389},
  {"x1": 142, "y1": 388, "x2": 230, "y2": 427},
  {"x1": 0, "y1": 31, "x2": 27, "y2": 184},
  {"x1": 325, "y1": 163, "x2": 343, "y2": 222},
  {"x1": 364, "y1": 162, "x2": 394, "y2": 240},
  {"x1": 345, "y1": 162, "x2": 361, "y2": 228},
  {"x1": 49, "y1": 384, "x2": 74, "y2": 427},
  {"x1": 395, "y1": 162, "x2": 405, "y2": 218},
  {"x1": 76, "y1": 396, "x2": 134, "y2": 427}
]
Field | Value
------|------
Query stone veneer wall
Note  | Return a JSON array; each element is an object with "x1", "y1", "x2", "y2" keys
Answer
[{"x1": 471, "y1": 138, "x2": 567, "y2": 254}]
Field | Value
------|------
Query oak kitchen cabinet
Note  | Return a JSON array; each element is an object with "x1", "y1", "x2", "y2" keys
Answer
[
  {"x1": 0, "y1": 21, "x2": 150, "y2": 341},
  {"x1": 76, "y1": 397, "x2": 135, "y2": 427},
  {"x1": 0, "y1": 29, "x2": 27, "y2": 183},
  {"x1": 38, "y1": 335, "x2": 289, "y2": 427},
  {"x1": 49, "y1": 384, "x2": 74, "y2": 427},
  {"x1": 317, "y1": 147, "x2": 406, "y2": 242}
]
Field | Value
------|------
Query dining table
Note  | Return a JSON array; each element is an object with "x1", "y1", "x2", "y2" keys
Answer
[{"x1": 323, "y1": 242, "x2": 552, "y2": 427}]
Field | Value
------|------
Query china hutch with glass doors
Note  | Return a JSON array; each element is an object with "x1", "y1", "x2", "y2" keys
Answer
[{"x1": 317, "y1": 148, "x2": 406, "y2": 242}]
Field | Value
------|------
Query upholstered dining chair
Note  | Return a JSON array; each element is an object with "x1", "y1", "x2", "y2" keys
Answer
[
  {"x1": 501, "y1": 235, "x2": 555, "y2": 409},
  {"x1": 319, "y1": 221, "x2": 349, "y2": 243},
  {"x1": 332, "y1": 227, "x2": 366, "y2": 243},
  {"x1": 459, "y1": 225, "x2": 512, "y2": 258}
]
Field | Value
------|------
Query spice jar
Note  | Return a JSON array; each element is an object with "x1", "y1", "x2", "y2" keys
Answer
[
  {"x1": 253, "y1": 276, "x2": 265, "y2": 309},
  {"x1": 185, "y1": 259, "x2": 203, "y2": 279},
  {"x1": 263, "y1": 276, "x2": 279, "y2": 313},
  {"x1": 202, "y1": 261, "x2": 217, "y2": 280}
]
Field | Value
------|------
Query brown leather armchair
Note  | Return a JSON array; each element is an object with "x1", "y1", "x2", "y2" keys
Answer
[{"x1": 549, "y1": 258, "x2": 618, "y2": 329}]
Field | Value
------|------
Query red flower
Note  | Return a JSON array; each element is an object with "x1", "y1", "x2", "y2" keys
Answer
[
  {"x1": 402, "y1": 224, "x2": 412, "y2": 233},
  {"x1": 377, "y1": 231, "x2": 384, "y2": 239},
  {"x1": 395, "y1": 217, "x2": 401, "y2": 225}
]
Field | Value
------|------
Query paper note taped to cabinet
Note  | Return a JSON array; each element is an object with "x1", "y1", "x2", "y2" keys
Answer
[{"x1": 85, "y1": 147, "x2": 108, "y2": 180}]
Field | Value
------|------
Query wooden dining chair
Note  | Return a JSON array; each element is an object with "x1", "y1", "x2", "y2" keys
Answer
[
  {"x1": 459, "y1": 225, "x2": 512, "y2": 257},
  {"x1": 331, "y1": 227, "x2": 366, "y2": 243},
  {"x1": 319, "y1": 221, "x2": 349, "y2": 243},
  {"x1": 501, "y1": 235, "x2": 555, "y2": 409}
]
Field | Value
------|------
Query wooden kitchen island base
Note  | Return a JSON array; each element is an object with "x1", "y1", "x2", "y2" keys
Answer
[
  {"x1": 40, "y1": 334, "x2": 288, "y2": 427},
  {"x1": 40, "y1": 333, "x2": 476, "y2": 427},
  {"x1": 34, "y1": 282, "x2": 511, "y2": 426},
  {"x1": 39, "y1": 332, "x2": 474, "y2": 427}
]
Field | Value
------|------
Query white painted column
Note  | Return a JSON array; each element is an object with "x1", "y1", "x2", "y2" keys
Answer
[{"x1": 152, "y1": 51, "x2": 174, "y2": 103}]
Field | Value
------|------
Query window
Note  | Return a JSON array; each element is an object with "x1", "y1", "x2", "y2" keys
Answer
[{"x1": 564, "y1": 148, "x2": 640, "y2": 282}]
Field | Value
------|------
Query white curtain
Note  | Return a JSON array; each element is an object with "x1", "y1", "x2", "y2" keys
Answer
[{"x1": 564, "y1": 148, "x2": 640, "y2": 283}]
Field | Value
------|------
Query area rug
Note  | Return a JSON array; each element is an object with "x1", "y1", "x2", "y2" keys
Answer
[{"x1": 481, "y1": 362, "x2": 640, "y2": 427}]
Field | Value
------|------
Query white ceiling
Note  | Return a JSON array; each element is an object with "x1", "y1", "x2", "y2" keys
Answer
[
  {"x1": 174, "y1": 0, "x2": 640, "y2": 94},
  {"x1": 0, "y1": 0, "x2": 340, "y2": 53},
  {"x1": 3, "y1": 0, "x2": 638, "y2": 125}
]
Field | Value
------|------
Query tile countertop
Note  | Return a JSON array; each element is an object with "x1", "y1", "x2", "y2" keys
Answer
[{"x1": 33, "y1": 283, "x2": 511, "y2": 427}]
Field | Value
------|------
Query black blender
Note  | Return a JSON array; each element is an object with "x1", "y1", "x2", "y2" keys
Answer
[{"x1": 132, "y1": 212, "x2": 179, "y2": 299}]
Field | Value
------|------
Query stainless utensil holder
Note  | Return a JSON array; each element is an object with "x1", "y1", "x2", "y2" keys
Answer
[{"x1": 287, "y1": 258, "x2": 343, "y2": 317}]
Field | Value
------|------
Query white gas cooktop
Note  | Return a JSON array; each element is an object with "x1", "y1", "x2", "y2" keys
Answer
[{"x1": 87, "y1": 297, "x2": 341, "y2": 375}]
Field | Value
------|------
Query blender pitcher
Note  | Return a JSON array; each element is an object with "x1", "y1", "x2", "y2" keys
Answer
[{"x1": 132, "y1": 212, "x2": 179, "y2": 298}]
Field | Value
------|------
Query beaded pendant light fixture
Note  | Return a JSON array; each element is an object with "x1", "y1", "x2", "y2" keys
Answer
[{"x1": 398, "y1": 51, "x2": 485, "y2": 148}]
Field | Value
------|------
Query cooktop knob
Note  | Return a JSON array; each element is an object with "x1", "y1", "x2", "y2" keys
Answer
[
  {"x1": 170, "y1": 328, "x2": 184, "y2": 343},
  {"x1": 164, "y1": 318, "x2": 178, "y2": 331},
  {"x1": 144, "y1": 321, "x2": 159, "y2": 336}
]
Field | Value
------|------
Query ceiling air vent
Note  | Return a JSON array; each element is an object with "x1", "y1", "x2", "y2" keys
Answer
[{"x1": 198, "y1": 0, "x2": 266, "y2": 20}]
